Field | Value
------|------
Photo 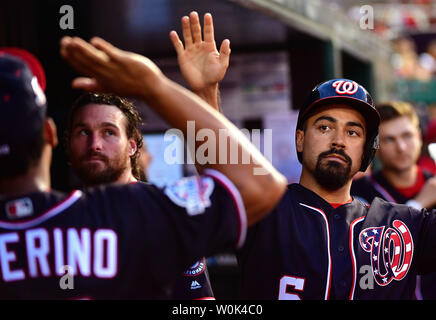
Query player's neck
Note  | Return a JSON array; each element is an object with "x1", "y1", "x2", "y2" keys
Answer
[
  {"x1": 0, "y1": 156, "x2": 51, "y2": 198},
  {"x1": 299, "y1": 169, "x2": 352, "y2": 204},
  {"x1": 382, "y1": 164, "x2": 418, "y2": 188}
]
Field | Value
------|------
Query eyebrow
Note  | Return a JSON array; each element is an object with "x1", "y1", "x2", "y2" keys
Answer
[{"x1": 313, "y1": 115, "x2": 365, "y2": 132}]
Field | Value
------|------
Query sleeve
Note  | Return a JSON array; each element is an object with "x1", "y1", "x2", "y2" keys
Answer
[
  {"x1": 126, "y1": 169, "x2": 247, "y2": 287},
  {"x1": 170, "y1": 258, "x2": 215, "y2": 300}
]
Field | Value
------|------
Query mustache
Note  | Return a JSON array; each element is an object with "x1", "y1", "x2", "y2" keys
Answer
[
  {"x1": 318, "y1": 148, "x2": 352, "y2": 164},
  {"x1": 81, "y1": 151, "x2": 109, "y2": 162}
]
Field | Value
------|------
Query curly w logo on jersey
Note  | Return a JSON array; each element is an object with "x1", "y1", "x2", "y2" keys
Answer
[{"x1": 359, "y1": 220, "x2": 414, "y2": 286}]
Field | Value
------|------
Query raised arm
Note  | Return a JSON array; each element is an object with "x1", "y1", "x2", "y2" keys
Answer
[
  {"x1": 170, "y1": 11, "x2": 230, "y2": 111},
  {"x1": 60, "y1": 36, "x2": 286, "y2": 225}
]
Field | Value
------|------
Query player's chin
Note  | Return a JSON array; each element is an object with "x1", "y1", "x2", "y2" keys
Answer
[{"x1": 315, "y1": 161, "x2": 352, "y2": 190}]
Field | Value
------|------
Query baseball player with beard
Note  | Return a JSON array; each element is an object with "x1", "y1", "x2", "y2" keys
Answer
[
  {"x1": 0, "y1": 38, "x2": 286, "y2": 299},
  {"x1": 236, "y1": 79, "x2": 436, "y2": 299}
]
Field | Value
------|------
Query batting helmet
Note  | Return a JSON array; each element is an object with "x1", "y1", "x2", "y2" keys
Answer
[{"x1": 296, "y1": 79, "x2": 380, "y2": 172}]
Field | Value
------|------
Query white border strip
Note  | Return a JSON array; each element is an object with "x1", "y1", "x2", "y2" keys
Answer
[
  {"x1": 349, "y1": 216, "x2": 365, "y2": 300},
  {"x1": 203, "y1": 169, "x2": 247, "y2": 250},
  {"x1": 299, "y1": 203, "x2": 331, "y2": 300},
  {"x1": 0, "y1": 190, "x2": 83, "y2": 230}
]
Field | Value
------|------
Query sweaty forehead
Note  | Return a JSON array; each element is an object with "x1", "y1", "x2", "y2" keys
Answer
[{"x1": 72, "y1": 103, "x2": 127, "y2": 129}]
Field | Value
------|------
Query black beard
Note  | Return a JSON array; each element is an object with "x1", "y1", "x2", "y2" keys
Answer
[{"x1": 314, "y1": 148, "x2": 352, "y2": 190}]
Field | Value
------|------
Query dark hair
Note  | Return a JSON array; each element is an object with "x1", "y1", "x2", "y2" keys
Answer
[
  {"x1": 64, "y1": 93, "x2": 144, "y2": 180},
  {"x1": 0, "y1": 126, "x2": 45, "y2": 179}
]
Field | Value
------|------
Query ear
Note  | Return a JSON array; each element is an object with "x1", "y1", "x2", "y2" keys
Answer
[
  {"x1": 128, "y1": 138, "x2": 137, "y2": 157},
  {"x1": 295, "y1": 129, "x2": 305, "y2": 153},
  {"x1": 44, "y1": 118, "x2": 59, "y2": 148}
]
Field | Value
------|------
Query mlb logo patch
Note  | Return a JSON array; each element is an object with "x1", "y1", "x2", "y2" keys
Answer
[{"x1": 6, "y1": 197, "x2": 34, "y2": 219}]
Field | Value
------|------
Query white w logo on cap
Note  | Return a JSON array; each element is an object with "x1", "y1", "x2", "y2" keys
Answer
[{"x1": 332, "y1": 80, "x2": 359, "y2": 95}]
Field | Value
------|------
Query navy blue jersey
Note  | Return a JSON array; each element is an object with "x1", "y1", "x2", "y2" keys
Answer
[
  {"x1": 133, "y1": 182, "x2": 214, "y2": 300},
  {"x1": 237, "y1": 183, "x2": 436, "y2": 300},
  {"x1": 351, "y1": 170, "x2": 436, "y2": 299},
  {"x1": 0, "y1": 169, "x2": 246, "y2": 299},
  {"x1": 172, "y1": 257, "x2": 214, "y2": 300}
]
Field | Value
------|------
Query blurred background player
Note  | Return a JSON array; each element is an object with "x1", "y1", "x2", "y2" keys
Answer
[
  {"x1": 351, "y1": 101, "x2": 436, "y2": 211},
  {"x1": 351, "y1": 101, "x2": 436, "y2": 299}
]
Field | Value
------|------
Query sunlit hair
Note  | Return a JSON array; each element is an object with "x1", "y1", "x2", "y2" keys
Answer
[{"x1": 376, "y1": 101, "x2": 419, "y2": 128}]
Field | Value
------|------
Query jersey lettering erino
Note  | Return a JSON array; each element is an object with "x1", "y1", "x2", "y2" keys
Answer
[{"x1": 0, "y1": 227, "x2": 117, "y2": 282}]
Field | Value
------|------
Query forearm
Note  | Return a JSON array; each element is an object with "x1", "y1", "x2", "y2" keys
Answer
[{"x1": 144, "y1": 75, "x2": 286, "y2": 224}]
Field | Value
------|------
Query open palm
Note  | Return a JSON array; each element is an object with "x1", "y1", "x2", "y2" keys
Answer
[{"x1": 170, "y1": 12, "x2": 230, "y2": 93}]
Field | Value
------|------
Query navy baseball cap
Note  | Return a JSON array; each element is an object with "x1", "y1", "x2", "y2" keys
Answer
[
  {"x1": 0, "y1": 53, "x2": 47, "y2": 157},
  {"x1": 297, "y1": 79, "x2": 379, "y2": 131},
  {"x1": 296, "y1": 79, "x2": 380, "y2": 171}
]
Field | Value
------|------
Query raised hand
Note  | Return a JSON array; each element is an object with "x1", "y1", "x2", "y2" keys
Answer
[
  {"x1": 60, "y1": 36, "x2": 165, "y2": 99},
  {"x1": 170, "y1": 12, "x2": 230, "y2": 110}
]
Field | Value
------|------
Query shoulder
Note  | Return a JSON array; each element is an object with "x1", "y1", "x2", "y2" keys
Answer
[
  {"x1": 351, "y1": 175, "x2": 373, "y2": 190},
  {"x1": 367, "y1": 196, "x2": 424, "y2": 220}
]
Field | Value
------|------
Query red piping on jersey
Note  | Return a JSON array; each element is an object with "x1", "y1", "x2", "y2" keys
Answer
[
  {"x1": 0, "y1": 190, "x2": 83, "y2": 230},
  {"x1": 203, "y1": 169, "x2": 247, "y2": 250},
  {"x1": 348, "y1": 216, "x2": 365, "y2": 300},
  {"x1": 299, "y1": 203, "x2": 332, "y2": 300}
]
